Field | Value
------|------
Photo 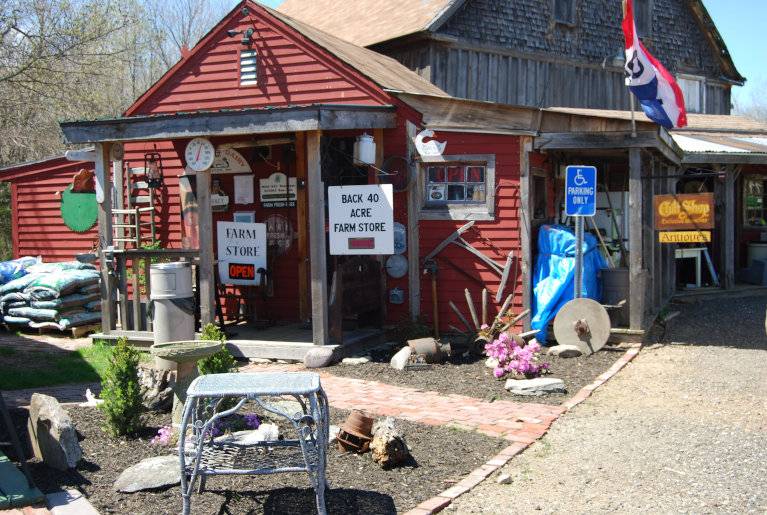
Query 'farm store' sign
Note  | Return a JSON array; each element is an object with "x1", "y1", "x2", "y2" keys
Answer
[
  {"x1": 328, "y1": 184, "x2": 394, "y2": 255},
  {"x1": 217, "y1": 221, "x2": 267, "y2": 285}
]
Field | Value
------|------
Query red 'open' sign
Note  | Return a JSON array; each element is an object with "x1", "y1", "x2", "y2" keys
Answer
[{"x1": 228, "y1": 263, "x2": 255, "y2": 281}]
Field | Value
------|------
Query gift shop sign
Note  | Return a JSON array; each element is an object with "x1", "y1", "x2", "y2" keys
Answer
[
  {"x1": 217, "y1": 221, "x2": 267, "y2": 285},
  {"x1": 328, "y1": 184, "x2": 394, "y2": 255},
  {"x1": 654, "y1": 193, "x2": 714, "y2": 230}
]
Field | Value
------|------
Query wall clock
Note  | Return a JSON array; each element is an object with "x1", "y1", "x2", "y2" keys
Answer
[{"x1": 185, "y1": 137, "x2": 215, "y2": 172}]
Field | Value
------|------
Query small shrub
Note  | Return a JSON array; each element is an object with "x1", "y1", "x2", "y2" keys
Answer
[
  {"x1": 99, "y1": 337, "x2": 144, "y2": 437},
  {"x1": 197, "y1": 323, "x2": 237, "y2": 375},
  {"x1": 484, "y1": 332, "x2": 549, "y2": 380}
]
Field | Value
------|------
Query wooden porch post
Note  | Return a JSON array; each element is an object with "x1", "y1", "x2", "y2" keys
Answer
[
  {"x1": 723, "y1": 165, "x2": 737, "y2": 289},
  {"x1": 295, "y1": 132, "x2": 310, "y2": 321},
  {"x1": 519, "y1": 136, "x2": 533, "y2": 330},
  {"x1": 197, "y1": 169, "x2": 215, "y2": 326},
  {"x1": 628, "y1": 148, "x2": 645, "y2": 330},
  {"x1": 405, "y1": 121, "x2": 420, "y2": 320},
  {"x1": 96, "y1": 143, "x2": 115, "y2": 334},
  {"x1": 307, "y1": 130, "x2": 329, "y2": 345}
]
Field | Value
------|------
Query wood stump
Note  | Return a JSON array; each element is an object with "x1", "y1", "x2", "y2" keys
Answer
[{"x1": 370, "y1": 417, "x2": 409, "y2": 468}]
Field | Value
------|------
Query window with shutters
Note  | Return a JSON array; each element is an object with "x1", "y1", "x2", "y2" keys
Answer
[
  {"x1": 678, "y1": 75, "x2": 705, "y2": 113},
  {"x1": 553, "y1": 0, "x2": 576, "y2": 25},
  {"x1": 240, "y1": 50, "x2": 258, "y2": 86}
]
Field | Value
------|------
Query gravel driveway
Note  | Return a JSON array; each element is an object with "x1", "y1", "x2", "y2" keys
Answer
[{"x1": 450, "y1": 295, "x2": 767, "y2": 514}]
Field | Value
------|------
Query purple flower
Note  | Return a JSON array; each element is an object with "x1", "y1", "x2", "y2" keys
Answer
[
  {"x1": 244, "y1": 413, "x2": 261, "y2": 429},
  {"x1": 151, "y1": 425, "x2": 173, "y2": 446}
]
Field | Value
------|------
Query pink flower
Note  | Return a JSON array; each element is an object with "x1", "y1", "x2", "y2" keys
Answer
[{"x1": 493, "y1": 367, "x2": 505, "y2": 378}]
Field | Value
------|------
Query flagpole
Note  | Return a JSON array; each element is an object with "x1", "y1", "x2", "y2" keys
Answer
[{"x1": 629, "y1": 89, "x2": 637, "y2": 138}]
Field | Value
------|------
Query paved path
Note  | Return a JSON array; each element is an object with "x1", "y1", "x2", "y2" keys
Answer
[{"x1": 451, "y1": 295, "x2": 767, "y2": 514}]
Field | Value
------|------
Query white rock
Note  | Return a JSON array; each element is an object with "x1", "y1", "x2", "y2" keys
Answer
[
  {"x1": 113, "y1": 455, "x2": 180, "y2": 492},
  {"x1": 328, "y1": 425, "x2": 341, "y2": 444},
  {"x1": 547, "y1": 344, "x2": 583, "y2": 358},
  {"x1": 496, "y1": 473, "x2": 512, "y2": 484},
  {"x1": 342, "y1": 356, "x2": 371, "y2": 365},
  {"x1": 505, "y1": 377, "x2": 566, "y2": 396},
  {"x1": 214, "y1": 423, "x2": 280, "y2": 445},
  {"x1": 390, "y1": 347, "x2": 412, "y2": 370},
  {"x1": 485, "y1": 357, "x2": 499, "y2": 368},
  {"x1": 249, "y1": 358, "x2": 272, "y2": 364},
  {"x1": 304, "y1": 347, "x2": 335, "y2": 368}
]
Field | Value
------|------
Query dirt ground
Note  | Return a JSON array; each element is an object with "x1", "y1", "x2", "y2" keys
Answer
[
  {"x1": 325, "y1": 347, "x2": 622, "y2": 405},
  {"x1": 8, "y1": 406, "x2": 505, "y2": 514},
  {"x1": 450, "y1": 295, "x2": 767, "y2": 514}
]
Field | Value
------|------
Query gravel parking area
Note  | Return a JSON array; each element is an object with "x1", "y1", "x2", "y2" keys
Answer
[{"x1": 451, "y1": 295, "x2": 767, "y2": 514}]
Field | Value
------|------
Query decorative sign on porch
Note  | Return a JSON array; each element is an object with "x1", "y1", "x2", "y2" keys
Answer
[
  {"x1": 211, "y1": 148, "x2": 251, "y2": 174},
  {"x1": 328, "y1": 184, "x2": 394, "y2": 255},
  {"x1": 415, "y1": 129, "x2": 447, "y2": 157},
  {"x1": 654, "y1": 193, "x2": 714, "y2": 230},
  {"x1": 260, "y1": 172, "x2": 297, "y2": 208},
  {"x1": 217, "y1": 221, "x2": 267, "y2": 285},
  {"x1": 659, "y1": 231, "x2": 711, "y2": 244}
]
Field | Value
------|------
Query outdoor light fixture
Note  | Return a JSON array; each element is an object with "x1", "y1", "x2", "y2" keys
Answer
[{"x1": 227, "y1": 27, "x2": 254, "y2": 46}]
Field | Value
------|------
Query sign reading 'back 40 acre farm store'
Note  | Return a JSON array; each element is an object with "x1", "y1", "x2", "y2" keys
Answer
[
  {"x1": 328, "y1": 184, "x2": 394, "y2": 255},
  {"x1": 653, "y1": 193, "x2": 714, "y2": 230}
]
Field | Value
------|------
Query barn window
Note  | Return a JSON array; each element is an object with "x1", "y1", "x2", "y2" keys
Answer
[
  {"x1": 678, "y1": 75, "x2": 704, "y2": 113},
  {"x1": 419, "y1": 154, "x2": 496, "y2": 221},
  {"x1": 240, "y1": 50, "x2": 258, "y2": 86},
  {"x1": 634, "y1": 0, "x2": 652, "y2": 36},
  {"x1": 553, "y1": 0, "x2": 576, "y2": 25}
]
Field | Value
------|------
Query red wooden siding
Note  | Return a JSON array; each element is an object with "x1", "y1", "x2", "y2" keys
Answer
[
  {"x1": 127, "y1": 3, "x2": 390, "y2": 117},
  {"x1": 3, "y1": 158, "x2": 98, "y2": 262}
]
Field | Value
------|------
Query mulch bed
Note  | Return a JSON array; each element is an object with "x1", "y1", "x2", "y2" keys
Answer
[
  {"x1": 8, "y1": 406, "x2": 505, "y2": 514},
  {"x1": 326, "y1": 347, "x2": 623, "y2": 405}
]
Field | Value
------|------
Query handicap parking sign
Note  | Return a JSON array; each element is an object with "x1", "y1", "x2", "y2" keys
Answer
[{"x1": 565, "y1": 165, "x2": 597, "y2": 217}]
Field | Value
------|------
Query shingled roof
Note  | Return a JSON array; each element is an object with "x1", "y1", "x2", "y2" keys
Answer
[{"x1": 277, "y1": 0, "x2": 743, "y2": 83}]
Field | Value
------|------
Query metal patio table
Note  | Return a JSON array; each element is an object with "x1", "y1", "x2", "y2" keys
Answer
[{"x1": 179, "y1": 372, "x2": 329, "y2": 515}]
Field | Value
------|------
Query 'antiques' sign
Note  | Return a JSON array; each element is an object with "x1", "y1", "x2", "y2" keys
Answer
[
  {"x1": 659, "y1": 231, "x2": 711, "y2": 244},
  {"x1": 328, "y1": 184, "x2": 394, "y2": 255},
  {"x1": 654, "y1": 193, "x2": 714, "y2": 230},
  {"x1": 260, "y1": 172, "x2": 297, "y2": 208},
  {"x1": 217, "y1": 221, "x2": 267, "y2": 285}
]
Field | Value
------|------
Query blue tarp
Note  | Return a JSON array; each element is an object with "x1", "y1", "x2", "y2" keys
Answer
[
  {"x1": 530, "y1": 225, "x2": 607, "y2": 344},
  {"x1": 0, "y1": 256, "x2": 39, "y2": 286}
]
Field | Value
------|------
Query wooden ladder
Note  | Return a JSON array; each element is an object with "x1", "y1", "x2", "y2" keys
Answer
[{"x1": 112, "y1": 166, "x2": 157, "y2": 248}]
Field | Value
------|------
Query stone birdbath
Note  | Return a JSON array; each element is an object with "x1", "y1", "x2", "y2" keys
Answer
[{"x1": 150, "y1": 340, "x2": 222, "y2": 426}]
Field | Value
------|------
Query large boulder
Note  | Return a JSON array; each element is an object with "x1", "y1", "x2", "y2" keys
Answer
[
  {"x1": 137, "y1": 363, "x2": 174, "y2": 412},
  {"x1": 304, "y1": 346, "x2": 335, "y2": 368},
  {"x1": 27, "y1": 393, "x2": 82, "y2": 470},
  {"x1": 113, "y1": 455, "x2": 181, "y2": 493}
]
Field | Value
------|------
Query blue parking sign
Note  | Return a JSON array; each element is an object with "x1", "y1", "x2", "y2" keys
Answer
[{"x1": 565, "y1": 166, "x2": 597, "y2": 217}]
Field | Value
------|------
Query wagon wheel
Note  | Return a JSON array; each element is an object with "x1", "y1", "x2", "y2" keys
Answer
[{"x1": 378, "y1": 155, "x2": 411, "y2": 192}]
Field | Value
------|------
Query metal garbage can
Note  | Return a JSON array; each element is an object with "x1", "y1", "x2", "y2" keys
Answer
[{"x1": 150, "y1": 261, "x2": 195, "y2": 370}]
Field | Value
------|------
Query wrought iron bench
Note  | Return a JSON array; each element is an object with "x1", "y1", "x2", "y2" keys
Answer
[{"x1": 179, "y1": 372, "x2": 329, "y2": 515}]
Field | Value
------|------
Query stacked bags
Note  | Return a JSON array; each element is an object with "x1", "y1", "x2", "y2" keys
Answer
[{"x1": 0, "y1": 260, "x2": 102, "y2": 331}]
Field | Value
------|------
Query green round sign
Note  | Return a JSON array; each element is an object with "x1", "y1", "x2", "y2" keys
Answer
[{"x1": 61, "y1": 185, "x2": 98, "y2": 233}]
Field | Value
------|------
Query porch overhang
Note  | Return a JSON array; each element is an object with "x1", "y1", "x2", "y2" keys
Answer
[
  {"x1": 60, "y1": 104, "x2": 397, "y2": 144},
  {"x1": 534, "y1": 129, "x2": 683, "y2": 165}
]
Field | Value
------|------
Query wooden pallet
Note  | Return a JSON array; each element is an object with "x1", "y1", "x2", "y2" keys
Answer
[{"x1": 34, "y1": 323, "x2": 101, "y2": 339}]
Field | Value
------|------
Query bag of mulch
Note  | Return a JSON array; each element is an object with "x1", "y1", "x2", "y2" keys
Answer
[
  {"x1": 85, "y1": 300, "x2": 101, "y2": 312},
  {"x1": 0, "y1": 256, "x2": 40, "y2": 286},
  {"x1": 56, "y1": 310, "x2": 102, "y2": 329},
  {"x1": 79, "y1": 283, "x2": 100, "y2": 295},
  {"x1": 3, "y1": 315, "x2": 31, "y2": 326},
  {"x1": 30, "y1": 291, "x2": 100, "y2": 310},
  {"x1": 25, "y1": 269, "x2": 100, "y2": 301},
  {"x1": 26, "y1": 261, "x2": 96, "y2": 274},
  {"x1": 0, "y1": 292, "x2": 30, "y2": 314},
  {"x1": 0, "y1": 273, "x2": 42, "y2": 295},
  {"x1": 7, "y1": 306, "x2": 59, "y2": 322}
]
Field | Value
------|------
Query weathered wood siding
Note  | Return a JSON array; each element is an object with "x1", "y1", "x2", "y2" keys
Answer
[
  {"x1": 379, "y1": 0, "x2": 734, "y2": 113},
  {"x1": 3, "y1": 158, "x2": 98, "y2": 262}
]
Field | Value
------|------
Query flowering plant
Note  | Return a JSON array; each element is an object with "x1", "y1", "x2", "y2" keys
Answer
[
  {"x1": 484, "y1": 332, "x2": 549, "y2": 379},
  {"x1": 150, "y1": 425, "x2": 173, "y2": 446}
]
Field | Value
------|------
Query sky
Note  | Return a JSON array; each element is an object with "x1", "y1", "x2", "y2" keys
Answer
[{"x1": 254, "y1": 0, "x2": 762, "y2": 111}]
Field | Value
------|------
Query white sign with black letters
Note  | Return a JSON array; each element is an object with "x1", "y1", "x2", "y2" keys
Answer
[
  {"x1": 328, "y1": 184, "x2": 394, "y2": 255},
  {"x1": 217, "y1": 221, "x2": 267, "y2": 285}
]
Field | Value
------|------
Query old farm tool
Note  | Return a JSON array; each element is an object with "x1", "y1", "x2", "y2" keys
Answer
[
  {"x1": 423, "y1": 221, "x2": 476, "y2": 262},
  {"x1": 553, "y1": 298, "x2": 611, "y2": 355}
]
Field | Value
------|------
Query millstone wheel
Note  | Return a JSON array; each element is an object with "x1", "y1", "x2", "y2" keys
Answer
[{"x1": 553, "y1": 298, "x2": 611, "y2": 355}]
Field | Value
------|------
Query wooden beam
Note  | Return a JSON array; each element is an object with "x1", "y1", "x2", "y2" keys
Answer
[
  {"x1": 683, "y1": 153, "x2": 767, "y2": 165},
  {"x1": 628, "y1": 148, "x2": 645, "y2": 330},
  {"x1": 723, "y1": 165, "x2": 737, "y2": 289},
  {"x1": 295, "y1": 132, "x2": 310, "y2": 321},
  {"x1": 405, "y1": 121, "x2": 421, "y2": 320},
  {"x1": 96, "y1": 143, "x2": 115, "y2": 334},
  {"x1": 61, "y1": 105, "x2": 397, "y2": 144},
  {"x1": 535, "y1": 131, "x2": 660, "y2": 150},
  {"x1": 519, "y1": 136, "x2": 533, "y2": 330},
  {"x1": 307, "y1": 131, "x2": 328, "y2": 345},
  {"x1": 197, "y1": 170, "x2": 215, "y2": 326}
]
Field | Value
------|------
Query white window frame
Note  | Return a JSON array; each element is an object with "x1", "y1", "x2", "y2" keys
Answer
[
  {"x1": 240, "y1": 49, "x2": 258, "y2": 86},
  {"x1": 677, "y1": 74, "x2": 706, "y2": 114},
  {"x1": 418, "y1": 154, "x2": 496, "y2": 221}
]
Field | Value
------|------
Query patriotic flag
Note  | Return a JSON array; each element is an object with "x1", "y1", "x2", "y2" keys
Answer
[{"x1": 622, "y1": 0, "x2": 687, "y2": 128}]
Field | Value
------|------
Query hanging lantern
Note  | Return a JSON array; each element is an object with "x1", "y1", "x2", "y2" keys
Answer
[{"x1": 144, "y1": 151, "x2": 164, "y2": 188}]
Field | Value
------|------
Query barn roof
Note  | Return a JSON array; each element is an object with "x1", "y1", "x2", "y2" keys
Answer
[{"x1": 277, "y1": 0, "x2": 744, "y2": 83}]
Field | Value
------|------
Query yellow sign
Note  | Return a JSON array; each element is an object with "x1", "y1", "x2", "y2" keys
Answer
[{"x1": 658, "y1": 231, "x2": 711, "y2": 243}]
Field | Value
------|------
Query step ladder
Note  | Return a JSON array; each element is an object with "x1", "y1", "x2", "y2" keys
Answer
[
  {"x1": 0, "y1": 392, "x2": 44, "y2": 509},
  {"x1": 112, "y1": 166, "x2": 157, "y2": 248}
]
